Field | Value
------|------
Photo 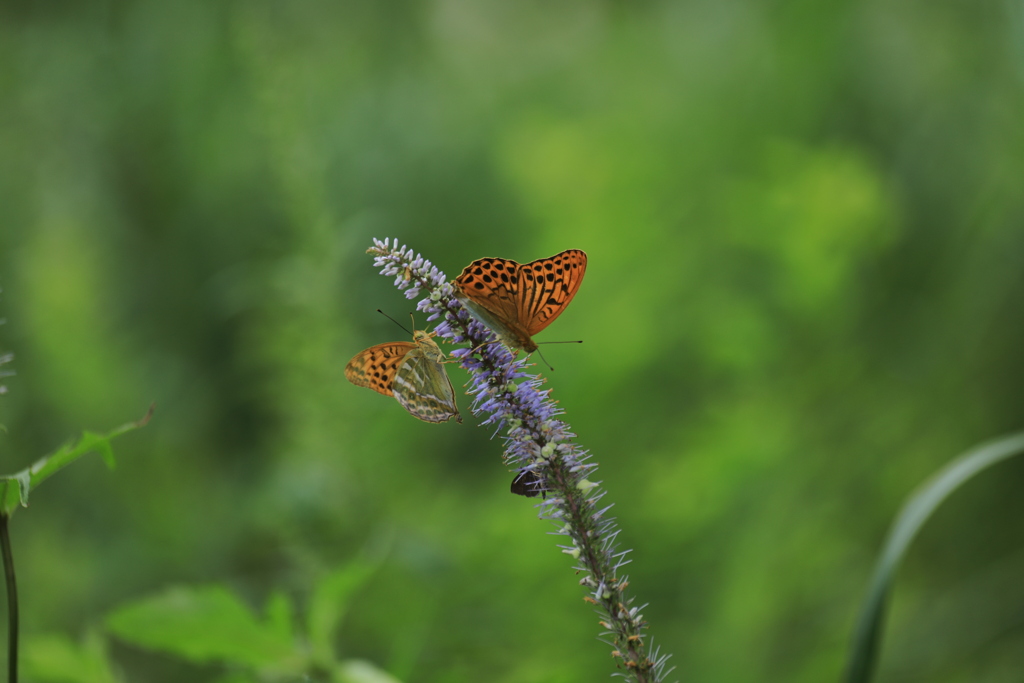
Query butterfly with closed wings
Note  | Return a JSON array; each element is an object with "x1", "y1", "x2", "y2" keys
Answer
[{"x1": 345, "y1": 329, "x2": 462, "y2": 424}]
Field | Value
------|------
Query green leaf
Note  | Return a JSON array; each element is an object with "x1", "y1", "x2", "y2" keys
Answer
[
  {"x1": 264, "y1": 589, "x2": 295, "y2": 643},
  {"x1": 307, "y1": 558, "x2": 379, "y2": 665},
  {"x1": 336, "y1": 659, "x2": 405, "y2": 683},
  {"x1": 1, "y1": 404, "x2": 153, "y2": 516},
  {"x1": 105, "y1": 584, "x2": 296, "y2": 669},
  {"x1": 211, "y1": 675, "x2": 261, "y2": 683},
  {"x1": 843, "y1": 431, "x2": 1024, "y2": 683},
  {"x1": 22, "y1": 628, "x2": 120, "y2": 683}
]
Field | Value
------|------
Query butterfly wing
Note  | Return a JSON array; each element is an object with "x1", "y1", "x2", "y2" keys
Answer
[
  {"x1": 393, "y1": 345, "x2": 462, "y2": 423},
  {"x1": 455, "y1": 250, "x2": 586, "y2": 352},
  {"x1": 510, "y1": 468, "x2": 543, "y2": 497},
  {"x1": 345, "y1": 342, "x2": 417, "y2": 397},
  {"x1": 515, "y1": 249, "x2": 587, "y2": 337},
  {"x1": 454, "y1": 257, "x2": 535, "y2": 350}
]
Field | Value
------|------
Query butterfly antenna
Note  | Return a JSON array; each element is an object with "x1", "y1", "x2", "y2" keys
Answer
[
  {"x1": 532, "y1": 341, "x2": 582, "y2": 372},
  {"x1": 534, "y1": 347, "x2": 555, "y2": 372},
  {"x1": 376, "y1": 309, "x2": 413, "y2": 335}
]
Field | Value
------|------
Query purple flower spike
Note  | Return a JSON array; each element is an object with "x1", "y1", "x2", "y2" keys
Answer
[{"x1": 366, "y1": 239, "x2": 675, "y2": 683}]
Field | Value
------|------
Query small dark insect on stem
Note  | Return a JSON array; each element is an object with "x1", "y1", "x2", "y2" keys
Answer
[{"x1": 1, "y1": 514, "x2": 18, "y2": 683}]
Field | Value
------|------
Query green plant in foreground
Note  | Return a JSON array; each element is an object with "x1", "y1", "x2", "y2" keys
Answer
[
  {"x1": 842, "y1": 431, "x2": 1024, "y2": 683},
  {"x1": 104, "y1": 559, "x2": 398, "y2": 683},
  {"x1": 20, "y1": 557, "x2": 399, "y2": 683},
  {"x1": 1, "y1": 405, "x2": 153, "y2": 683},
  {"x1": 2, "y1": 403, "x2": 399, "y2": 683}
]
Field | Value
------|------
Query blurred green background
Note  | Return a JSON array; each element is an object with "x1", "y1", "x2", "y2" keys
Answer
[{"x1": 3, "y1": 0, "x2": 1024, "y2": 681}]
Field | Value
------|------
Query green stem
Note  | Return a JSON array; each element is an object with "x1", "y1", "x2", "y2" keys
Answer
[{"x1": 1, "y1": 514, "x2": 17, "y2": 683}]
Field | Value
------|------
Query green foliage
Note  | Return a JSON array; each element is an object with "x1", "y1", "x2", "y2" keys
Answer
[
  {"x1": 0, "y1": 407, "x2": 153, "y2": 517},
  {"x1": 98, "y1": 557, "x2": 397, "y2": 682},
  {"x1": 845, "y1": 431, "x2": 1024, "y2": 683},
  {"x1": 22, "y1": 629, "x2": 120, "y2": 683},
  {"x1": 307, "y1": 559, "x2": 379, "y2": 666},
  {"x1": 105, "y1": 585, "x2": 296, "y2": 669},
  {"x1": 1, "y1": 0, "x2": 1023, "y2": 680},
  {"x1": 335, "y1": 661, "x2": 403, "y2": 683}
]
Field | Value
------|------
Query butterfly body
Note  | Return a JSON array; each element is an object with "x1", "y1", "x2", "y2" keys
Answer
[
  {"x1": 453, "y1": 249, "x2": 587, "y2": 353},
  {"x1": 457, "y1": 292, "x2": 537, "y2": 352},
  {"x1": 345, "y1": 330, "x2": 461, "y2": 423}
]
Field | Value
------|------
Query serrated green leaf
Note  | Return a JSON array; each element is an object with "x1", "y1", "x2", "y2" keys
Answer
[
  {"x1": 308, "y1": 559, "x2": 378, "y2": 665},
  {"x1": 843, "y1": 430, "x2": 1024, "y2": 683},
  {"x1": 105, "y1": 584, "x2": 295, "y2": 669},
  {"x1": 0, "y1": 404, "x2": 153, "y2": 517},
  {"x1": 22, "y1": 629, "x2": 120, "y2": 683},
  {"x1": 336, "y1": 659, "x2": 405, "y2": 683}
]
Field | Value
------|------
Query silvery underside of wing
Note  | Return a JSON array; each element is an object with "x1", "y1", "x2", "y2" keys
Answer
[{"x1": 393, "y1": 351, "x2": 461, "y2": 423}]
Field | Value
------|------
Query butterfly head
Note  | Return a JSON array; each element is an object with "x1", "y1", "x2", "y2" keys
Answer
[{"x1": 412, "y1": 329, "x2": 445, "y2": 361}]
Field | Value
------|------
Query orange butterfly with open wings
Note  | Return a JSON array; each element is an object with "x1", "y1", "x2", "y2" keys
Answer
[{"x1": 453, "y1": 249, "x2": 587, "y2": 353}]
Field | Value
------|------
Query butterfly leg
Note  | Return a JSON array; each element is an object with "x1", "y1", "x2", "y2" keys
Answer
[{"x1": 466, "y1": 338, "x2": 506, "y2": 358}]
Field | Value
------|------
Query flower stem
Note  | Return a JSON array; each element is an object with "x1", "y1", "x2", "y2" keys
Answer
[
  {"x1": 367, "y1": 239, "x2": 675, "y2": 682},
  {"x1": 1, "y1": 514, "x2": 18, "y2": 683}
]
